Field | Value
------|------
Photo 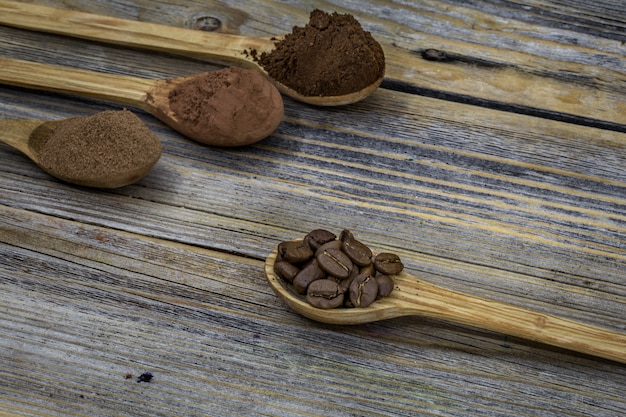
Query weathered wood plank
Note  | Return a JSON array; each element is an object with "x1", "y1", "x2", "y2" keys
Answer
[
  {"x1": 1, "y1": 83, "x2": 625, "y2": 317},
  {"x1": 1, "y1": 1, "x2": 625, "y2": 416},
  {"x1": 2, "y1": 206, "x2": 626, "y2": 417},
  {"x1": 1, "y1": 0, "x2": 625, "y2": 125}
]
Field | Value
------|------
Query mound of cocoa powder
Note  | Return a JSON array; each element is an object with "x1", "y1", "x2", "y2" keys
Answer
[
  {"x1": 257, "y1": 9, "x2": 385, "y2": 97},
  {"x1": 38, "y1": 109, "x2": 161, "y2": 187},
  {"x1": 167, "y1": 66, "x2": 283, "y2": 146}
]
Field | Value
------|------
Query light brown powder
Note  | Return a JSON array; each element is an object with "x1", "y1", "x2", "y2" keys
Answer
[
  {"x1": 38, "y1": 109, "x2": 161, "y2": 187},
  {"x1": 167, "y1": 66, "x2": 283, "y2": 147}
]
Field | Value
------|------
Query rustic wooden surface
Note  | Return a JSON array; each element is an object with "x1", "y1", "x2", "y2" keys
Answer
[{"x1": 1, "y1": 0, "x2": 625, "y2": 416}]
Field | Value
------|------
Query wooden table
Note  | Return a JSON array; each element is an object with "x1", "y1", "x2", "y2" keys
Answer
[{"x1": 1, "y1": 1, "x2": 625, "y2": 415}]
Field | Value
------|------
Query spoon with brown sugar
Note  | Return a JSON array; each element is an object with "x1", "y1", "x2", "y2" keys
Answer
[
  {"x1": 0, "y1": 110, "x2": 161, "y2": 188},
  {"x1": 0, "y1": 58, "x2": 284, "y2": 147},
  {"x1": 265, "y1": 245, "x2": 626, "y2": 364},
  {"x1": 0, "y1": 2, "x2": 384, "y2": 106}
]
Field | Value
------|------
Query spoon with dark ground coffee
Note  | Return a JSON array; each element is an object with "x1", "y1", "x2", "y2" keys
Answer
[
  {"x1": 0, "y1": 2, "x2": 384, "y2": 106},
  {"x1": 265, "y1": 244, "x2": 626, "y2": 364},
  {"x1": 0, "y1": 57, "x2": 284, "y2": 147},
  {"x1": 0, "y1": 110, "x2": 161, "y2": 188}
]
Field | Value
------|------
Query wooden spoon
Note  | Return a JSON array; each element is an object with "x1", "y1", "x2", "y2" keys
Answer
[
  {"x1": 0, "y1": 57, "x2": 281, "y2": 147},
  {"x1": 0, "y1": 118, "x2": 158, "y2": 188},
  {"x1": 265, "y1": 246, "x2": 626, "y2": 364},
  {"x1": 0, "y1": 0, "x2": 383, "y2": 106}
]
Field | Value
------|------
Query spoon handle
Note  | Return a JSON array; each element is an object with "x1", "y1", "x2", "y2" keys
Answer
[
  {"x1": 0, "y1": 1, "x2": 271, "y2": 67},
  {"x1": 0, "y1": 119, "x2": 42, "y2": 158},
  {"x1": 403, "y1": 278, "x2": 626, "y2": 363},
  {"x1": 0, "y1": 57, "x2": 155, "y2": 110}
]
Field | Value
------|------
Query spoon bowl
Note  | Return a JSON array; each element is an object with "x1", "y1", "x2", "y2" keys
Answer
[
  {"x1": 0, "y1": 0, "x2": 383, "y2": 106},
  {"x1": 266, "y1": 245, "x2": 626, "y2": 364},
  {"x1": 0, "y1": 117, "x2": 160, "y2": 188}
]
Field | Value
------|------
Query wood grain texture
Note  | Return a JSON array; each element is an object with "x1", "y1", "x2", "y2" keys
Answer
[
  {"x1": 3, "y1": 1, "x2": 626, "y2": 127},
  {"x1": 2, "y1": 0, "x2": 625, "y2": 124},
  {"x1": 0, "y1": 57, "x2": 156, "y2": 109},
  {"x1": 1, "y1": 0, "x2": 625, "y2": 416}
]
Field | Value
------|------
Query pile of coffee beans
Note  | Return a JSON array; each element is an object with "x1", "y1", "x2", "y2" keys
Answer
[{"x1": 273, "y1": 229, "x2": 404, "y2": 309}]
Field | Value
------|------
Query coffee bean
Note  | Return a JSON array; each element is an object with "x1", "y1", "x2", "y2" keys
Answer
[
  {"x1": 306, "y1": 279, "x2": 344, "y2": 309},
  {"x1": 374, "y1": 253, "x2": 404, "y2": 275},
  {"x1": 316, "y1": 247, "x2": 353, "y2": 279},
  {"x1": 342, "y1": 236, "x2": 373, "y2": 267},
  {"x1": 359, "y1": 262, "x2": 375, "y2": 277},
  {"x1": 276, "y1": 230, "x2": 402, "y2": 310},
  {"x1": 314, "y1": 239, "x2": 343, "y2": 255},
  {"x1": 293, "y1": 259, "x2": 326, "y2": 294},
  {"x1": 274, "y1": 261, "x2": 300, "y2": 282},
  {"x1": 349, "y1": 274, "x2": 378, "y2": 308},
  {"x1": 375, "y1": 274, "x2": 395, "y2": 298},
  {"x1": 278, "y1": 240, "x2": 313, "y2": 264},
  {"x1": 305, "y1": 229, "x2": 336, "y2": 251},
  {"x1": 339, "y1": 266, "x2": 360, "y2": 293},
  {"x1": 339, "y1": 229, "x2": 354, "y2": 242}
]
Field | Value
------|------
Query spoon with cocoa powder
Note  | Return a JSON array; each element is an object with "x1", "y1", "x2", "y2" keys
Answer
[
  {"x1": 0, "y1": 58, "x2": 284, "y2": 147},
  {"x1": 265, "y1": 244, "x2": 626, "y2": 364},
  {"x1": 0, "y1": 2, "x2": 384, "y2": 106},
  {"x1": 0, "y1": 110, "x2": 161, "y2": 188}
]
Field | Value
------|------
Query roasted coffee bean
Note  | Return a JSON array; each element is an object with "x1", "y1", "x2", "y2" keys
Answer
[
  {"x1": 276, "y1": 229, "x2": 402, "y2": 310},
  {"x1": 316, "y1": 247, "x2": 353, "y2": 279},
  {"x1": 278, "y1": 240, "x2": 313, "y2": 264},
  {"x1": 374, "y1": 253, "x2": 404, "y2": 275},
  {"x1": 306, "y1": 279, "x2": 344, "y2": 309},
  {"x1": 359, "y1": 262, "x2": 375, "y2": 277},
  {"x1": 375, "y1": 274, "x2": 395, "y2": 298},
  {"x1": 339, "y1": 266, "x2": 359, "y2": 293},
  {"x1": 273, "y1": 261, "x2": 300, "y2": 282},
  {"x1": 315, "y1": 239, "x2": 343, "y2": 255},
  {"x1": 342, "y1": 236, "x2": 373, "y2": 266},
  {"x1": 305, "y1": 229, "x2": 336, "y2": 251},
  {"x1": 293, "y1": 259, "x2": 326, "y2": 294},
  {"x1": 339, "y1": 229, "x2": 354, "y2": 242},
  {"x1": 349, "y1": 274, "x2": 379, "y2": 308},
  {"x1": 349, "y1": 263, "x2": 361, "y2": 280}
]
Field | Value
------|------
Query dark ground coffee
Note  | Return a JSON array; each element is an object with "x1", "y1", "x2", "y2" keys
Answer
[{"x1": 257, "y1": 9, "x2": 385, "y2": 97}]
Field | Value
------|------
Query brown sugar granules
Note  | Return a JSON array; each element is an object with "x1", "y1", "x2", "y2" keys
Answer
[
  {"x1": 257, "y1": 9, "x2": 385, "y2": 97},
  {"x1": 38, "y1": 109, "x2": 161, "y2": 187},
  {"x1": 167, "y1": 66, "x2": 283, "y2": 146}
]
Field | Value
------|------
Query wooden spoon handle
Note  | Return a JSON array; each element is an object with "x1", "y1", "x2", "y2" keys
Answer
[
  {"x1": 404, "y1": 278, "x2": 626, "y2": 363},
  {"x1": 0, "y1": 0, "x2": 271, "y2": 67},
  {"x1": 0, "y1": 57, "x2": 155, "y2": 109},
  {"x1": 0, "y1": 119, "x2": 42, "y2": 158}
]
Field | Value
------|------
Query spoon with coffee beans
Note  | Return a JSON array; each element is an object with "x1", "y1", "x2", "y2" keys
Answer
[{"x1": 266, "y1": 229, "x2": 626, "y2": 364}]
